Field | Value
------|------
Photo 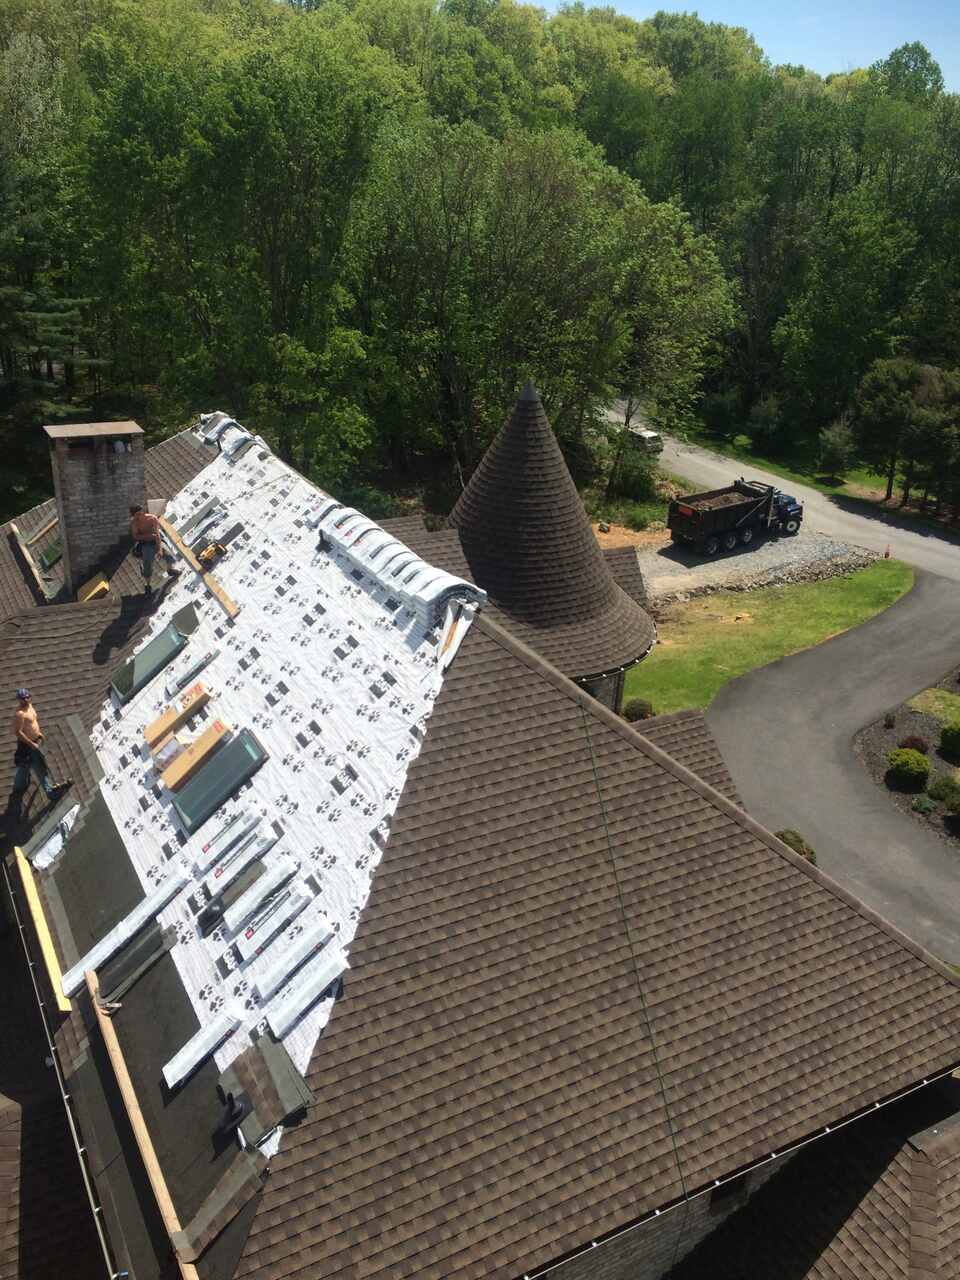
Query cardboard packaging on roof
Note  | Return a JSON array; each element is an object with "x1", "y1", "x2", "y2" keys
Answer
[
  {"x1": 144, "y1": 682, "x2": 211, "y2": 749},
  {"x1": 160, "y1": 718, "x2": 231, "y2": 791}
]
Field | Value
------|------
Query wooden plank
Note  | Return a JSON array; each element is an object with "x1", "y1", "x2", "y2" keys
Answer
[
  {"x1": 9, "y1": 522, "x2": 58, "y2": 601},
  {"x1": 200, "y1": 568, "x2": 240, "y2": 619},
  {"x1": 85, "y1": 971, "x2": 201, "y2": 1279},
  {"x1": 159, "y1": 517, "x2": 240, "y2": 619},
  {"x1": 14, "y1": 847, "x2": 72, "y2": 1012},
  {"x1": 24, "y1": 514, "x2": 58, "y2": 546},
  {"x1": 158, "y1": 517, "x2": 202, "y2": 572},
  {"x1": 77, "y1": 573, "x2": 109, "y2": 603}
]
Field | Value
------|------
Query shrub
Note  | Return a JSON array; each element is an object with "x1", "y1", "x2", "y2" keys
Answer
[
  {"x1": 927, "y1": 772, "x2": 960, "y2": 812},
  {"x1": 818, "y1": 417, "x2": 856, "y2": 479},
  {"x1": 940, "y1": 719, "x2": 960, "y2": 758},
  {"x1": 898, "y1": 734, "x2": 929, "y2": 753},
  {"x1": 912, "y1": 795, "x2": 937, "y2": 815},
  {"x1": 775, "y1": 829, "x2": 817, "y2": 865},
  {"x1": 623, "y1": 697, "x2": 655, "y2": 722},
  {"x1": 746, "y1": 394, "x2": 786, "y2": 454},
  {"x1": 886, "y1": 748, "x2": 931, "y2": 789}
]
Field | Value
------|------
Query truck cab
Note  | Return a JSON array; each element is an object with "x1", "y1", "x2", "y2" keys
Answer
[{"x1": 773, "y1": 490, "x2": 803, "y2": 534}]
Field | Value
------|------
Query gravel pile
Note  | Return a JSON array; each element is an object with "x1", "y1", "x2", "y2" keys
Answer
[{"x1": 636, "y1": 530, "x2": 879, "y2": 610}]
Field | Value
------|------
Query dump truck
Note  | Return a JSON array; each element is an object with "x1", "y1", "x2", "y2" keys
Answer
[{"x1": 667, "y1": 478, "x2": 803, "y2": 555}]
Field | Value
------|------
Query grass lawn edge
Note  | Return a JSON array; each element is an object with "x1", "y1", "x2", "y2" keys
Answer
[{"x1": 626, "y1": 559, "x2": 914, "y2": 715}]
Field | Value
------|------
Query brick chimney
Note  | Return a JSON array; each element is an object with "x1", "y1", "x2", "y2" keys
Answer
[{"x1": 44, "y1": 421, "x2": 146, "y2": 596}]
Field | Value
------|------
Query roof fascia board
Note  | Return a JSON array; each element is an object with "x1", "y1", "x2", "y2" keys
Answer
[
  {"x1": 84, "y1": 969, "x2": 200, "y2": 1280},
  {"x1": 526, "y1": 1060, "x2": 960, "y2": 1280},
  {"x1": 0, "y1": 855, "x2": 118, "y2": 1276},
  {"x1": 13, "y1": 847, "x2": 71, "y2": 1011}
]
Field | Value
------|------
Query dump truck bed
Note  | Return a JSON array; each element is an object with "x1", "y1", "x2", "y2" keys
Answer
[{"x1": 674, "y1": 481, "x2": 768, "y2": 512}]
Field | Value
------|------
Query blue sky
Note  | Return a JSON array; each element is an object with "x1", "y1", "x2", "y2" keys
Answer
[{"x1": 551, "y1": 0, "x2": 960, "y2": 91}]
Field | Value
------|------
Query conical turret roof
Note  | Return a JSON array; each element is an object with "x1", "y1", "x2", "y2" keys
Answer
[{"x1": 450, "y1": 383, "x2": 655, "y2": 678}]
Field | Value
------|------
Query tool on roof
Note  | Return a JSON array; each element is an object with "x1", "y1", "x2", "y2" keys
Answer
[
  {"x1": 198, "y1": 541, "x2": 226, "y2": 568},
  {"x1": 167, "y1": 650, "x2": 221, "y2": 697},
  {"x1": 193, "y1": 810, "x2": 260, "y2": 875},
  {"x1": 264, "y1": 937, "x2": 349, "y2": 1040},
  {"x1": 162, "y1": 1008, "x2": 240, "y2": 1091}
]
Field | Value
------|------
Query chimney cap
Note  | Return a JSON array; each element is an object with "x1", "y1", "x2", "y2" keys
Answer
[{"x1": 44, "y1": 421, "x2": 143, "y2": 441}]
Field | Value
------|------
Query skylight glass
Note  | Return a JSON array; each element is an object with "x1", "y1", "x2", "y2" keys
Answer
[
  {"x1": 171, "y1": 729, "x2": 268, "y2": 834},
  {"x1": 110, "y1": 621, "x2": 188, "y2": 703}
]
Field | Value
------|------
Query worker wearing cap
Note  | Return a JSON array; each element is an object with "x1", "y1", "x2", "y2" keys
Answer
[
  {"x1": 130, "y1": 505, "x2": 180, "y2": 596},
  {"x1": 12, "y1": 688, "x2": 70, "y2": 799}
]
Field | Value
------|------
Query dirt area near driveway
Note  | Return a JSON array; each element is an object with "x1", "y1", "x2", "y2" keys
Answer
[
  {"x1": 592, "y1": 522, "x2": 671, "y2": 551},
  {"x1": 634, "y1": 529, "x2": 878, "y2": 610}
]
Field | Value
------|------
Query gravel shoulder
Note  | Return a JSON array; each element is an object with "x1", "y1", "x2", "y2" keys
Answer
[{"x1": 635, "y1": 529, "x2": 877, "y2": 608}]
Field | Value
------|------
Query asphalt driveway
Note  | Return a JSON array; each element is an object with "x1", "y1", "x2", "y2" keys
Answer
[
  {"x1": 657, "y1": 435, "x2": 960, "y2": 582},
  {"x1": 706, "y1": 570, "x2": 960, "y2": 961}
]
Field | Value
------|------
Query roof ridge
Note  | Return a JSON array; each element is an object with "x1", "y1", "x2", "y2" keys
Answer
[{"x1": 470, "y1": 611, "x2": 960, "y2": 995}]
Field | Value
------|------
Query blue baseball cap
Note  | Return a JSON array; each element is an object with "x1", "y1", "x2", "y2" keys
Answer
[{"x1": 15, "y1": 688, "x2": 31, "y2": 701}]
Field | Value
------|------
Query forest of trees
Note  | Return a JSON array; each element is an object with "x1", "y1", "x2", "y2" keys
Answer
[{"x1": 2, "y1": 0, "x2": 959, "y2": 520}]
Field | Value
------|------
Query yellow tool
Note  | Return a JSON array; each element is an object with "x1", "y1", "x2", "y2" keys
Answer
[{"x1": 198, "y1": 542, "x2": 226, "y2": 567}]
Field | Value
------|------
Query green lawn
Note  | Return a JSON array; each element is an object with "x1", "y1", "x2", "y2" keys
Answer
[
  {"x1": 625, "y1": 559, "x2": 913, "y2": 714},
  {"x1": 908, "y1": 687, "x2": 960, "y2": 722}
]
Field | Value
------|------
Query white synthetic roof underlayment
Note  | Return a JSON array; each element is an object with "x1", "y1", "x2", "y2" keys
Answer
[{"x1": 68, "y1": 416, "x2": 483, "y2": 1143}]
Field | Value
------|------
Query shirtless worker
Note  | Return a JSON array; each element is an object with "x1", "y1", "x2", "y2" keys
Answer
[
  {"x1": 12, "y1": 688, "x2": 70, "y2": 799},
  {"x1": 129, "y1": 504, "x2": 180, "y2": 597}
]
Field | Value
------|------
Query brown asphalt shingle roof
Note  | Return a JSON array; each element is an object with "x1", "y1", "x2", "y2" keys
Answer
[
  {"x1": 640, "y1": 710, "x2": 742, "y2": 805},
  {"x1": 232, "y1": 613, "x2": 960, "y2": 1280},
  {"x1": 449, "y1": 383, "x2": 655, "y2": 677},
  {"x1": 0, "y1": 430, "x2": 212, "y2": 622},
  {"x1": 669, "y1": 1078, "x2": 960, "y2": 1280}
]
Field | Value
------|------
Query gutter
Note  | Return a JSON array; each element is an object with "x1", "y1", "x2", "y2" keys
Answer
[
  {"x1": 523, "y1": 1059, "x2": 960, "y2": 1279},
  {"x1": 2, "y1": 852, "x2": 123, "y2": 1279}
]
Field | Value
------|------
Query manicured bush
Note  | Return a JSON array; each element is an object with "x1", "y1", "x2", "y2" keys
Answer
[
  {"x1": 623, "y1": 697, "x2": 655, "y2": 722},
  {"x1": 912, "y1": 795, "x2": 937, "y2": 815},
  {"x1": 886, "y1": 748, "x2": 931, "y2": 789},
  {"x1": 927, "y1": 772, "x2": 960, "y2": 813},
  {"x1": 939, "y1": 719, "x2": 960, "y2": 758},
  {"x1": 775, "y1": 829, "x2": 817, "y2": 865},
  {"x1": 898, "y1": 735, "x2": 929, "y2": 753}
]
